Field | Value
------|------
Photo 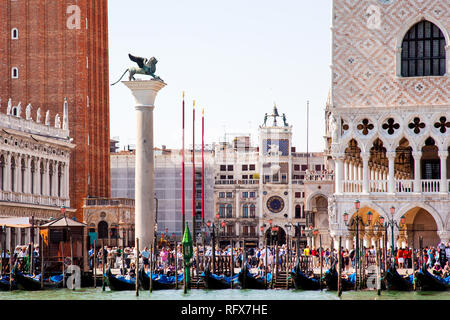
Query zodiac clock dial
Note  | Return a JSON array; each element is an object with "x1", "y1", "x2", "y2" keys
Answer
[{"x1": 267, "y1": 196, "x2": 285, "y2": 213}]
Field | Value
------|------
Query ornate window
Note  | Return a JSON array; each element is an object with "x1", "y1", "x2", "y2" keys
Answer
[
  {"x1": 21, "y1": 159, "x2": 25, "y2": 193},
  {"x1": 250, "y1": 205, "x2": 256, "y2": 218},
  {"x1": 226, "y1": 204, "x2": 232, "y2": 218},
  {"x1": 30, "y1": 160, "x2": 35, "y2": 194},
  {"x1": 0, "y1": 156, "x2": 4, "y2": 191},
  {"x1": 219, "y1": 204, "x2": 225, "y2": 218},
  {"x1": 401, "y1": 20, "x2": 446, "y2": 77},
  {"x1": 10, "y1": 157, "x2": 15, "y2": 192},
  {"x1": 49, "y1": 163, "x2": 53, "y2": 196},
  {"x1": 242, "y1": 205, "x2": 248, "y2": 218}
]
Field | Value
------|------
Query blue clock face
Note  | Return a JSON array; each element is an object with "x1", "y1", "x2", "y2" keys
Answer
[{"x1": 267, "y1": 196, "x2": 284, "y2": 213}]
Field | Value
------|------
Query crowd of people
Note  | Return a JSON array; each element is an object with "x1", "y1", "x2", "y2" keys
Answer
[
  {"x1": 89, "y1": 241, "x2": 450, "y2": 280},
  {"x1": 0, "y1": 244, "x2": 40, "y2": 274}
]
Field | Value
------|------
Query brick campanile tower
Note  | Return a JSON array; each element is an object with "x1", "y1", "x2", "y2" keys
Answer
[{"x1": 0, "y1": 1, "x2": 110, "y2": 221}]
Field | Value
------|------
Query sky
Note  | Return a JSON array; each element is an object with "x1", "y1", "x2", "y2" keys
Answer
[{"x1": 108, "y1": 0, "x2": 332, "y2": 152}]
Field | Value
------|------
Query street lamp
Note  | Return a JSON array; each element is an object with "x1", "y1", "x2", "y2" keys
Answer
[
  {"x1": 343, "y1": 200, "x2": 372, "y2": 290},
  {"x1": 376, "y1": 206, "x2": 405, "y2": 267},
  {"x1": 206, "y1": 214, "x2": 220, "y2": 273}
]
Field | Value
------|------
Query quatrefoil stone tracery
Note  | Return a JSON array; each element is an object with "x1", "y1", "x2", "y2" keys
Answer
[
  {"x1": 357, "y1": 119, "x2": 374, "y2": 136},
  {"x1": 408, "y1": 117, "x2": 426, "y2": 134},
  {"x1": 434, "y1": 117, "x2": 450, "y2": 134},
  {"x1": 382, "y1": 118, "x2": 400, "y2": 135}
]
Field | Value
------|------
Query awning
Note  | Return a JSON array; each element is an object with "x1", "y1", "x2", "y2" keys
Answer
[{"x1": 0, "y1": 217, "x2": 32, "y2": 228}]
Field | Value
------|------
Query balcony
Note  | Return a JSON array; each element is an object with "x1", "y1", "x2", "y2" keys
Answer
[
  {"x1": 341, "y1": 179, "x2": 449, "y2": 194},
  {"x1": 0, "y1": 191, "x2": 70, "y2": 208},
  {"x1": 84, "y1": 198, "x2": 135, "y2": 207},
  {"x1": 304, "y1": 173, "x2": 334, "y2": 181},
  {"x1": 215, "y1": 180, "x2": 236, "y2": 185},
  {"x1": 238, "y1": 180, "x2": 259, "y2": 185}
]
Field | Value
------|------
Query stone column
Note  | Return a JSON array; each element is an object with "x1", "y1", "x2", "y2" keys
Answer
[
  {"x1": 387, "y1": 152, "x2": 396, "y2": 194},
  {"x1": 439, "y1": 150, "x2": 448, "y2": 193},
  {"x1": 362, "y1": 152, "x2": 370, "y2": 194},
  {"x1": 123, "y1": 80, "x2": 166, "y2": 248},
  {"x1": 412, "y1": 151, "x2": 422, "y2": 193},
  {"x1": 334, "y1": 154, "x2": 345, "y2": 194}
]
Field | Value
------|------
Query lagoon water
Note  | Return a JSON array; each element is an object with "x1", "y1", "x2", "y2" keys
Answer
[{"x1": 0, "y1": 288, "x2": 449, "y2": 300}]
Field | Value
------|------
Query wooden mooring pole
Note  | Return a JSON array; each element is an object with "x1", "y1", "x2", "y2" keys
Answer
[
  {"x1": 376, "y1": 239, "x2": 381, "y2": 296},
  {"x1": 174, "y1": 244, "x2": 177, "y2": 290},
  {"x1": 40, "y1": 233, "x2": 44, "y2": 289},
  {"x1": 102, "y1": 239, "x2": 106, "y2": 291},
  {"x1": 61, "y1": 241, "x2": 65, "y2": 288},
  {"x1": 93, "y1": 240, "x2": 97, "y2": 288},
  {"x1": 135, "y1": 238, "x2": 139, "y2": 296},
  {"x1": 230, "y1": 240, "x2": 234, "y2": 289},
  {"x1": 9, "y1": 228, "x2": 13, "y2": 291},
  {"x1": 70, "y1": 234, "x2": 75, "y2": 290},
  {"x1": 319, "y1": 235, "x2": 323, "y2": 291},
  {"x1": 337, "y1": 236, "x2": 342, "y2": 297}
]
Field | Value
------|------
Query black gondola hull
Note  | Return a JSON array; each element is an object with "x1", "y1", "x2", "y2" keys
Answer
[
  {"x1": 105, "y1": 268, "x2": 136, "y2": 291},
  {"x1": 138, "y1": 268, "x2": 177, "y2": 291}
]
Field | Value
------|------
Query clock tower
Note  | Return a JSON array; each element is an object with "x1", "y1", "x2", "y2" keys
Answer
[{"x1": 258, "y1": 104, "x2": 294, "y2": 245}]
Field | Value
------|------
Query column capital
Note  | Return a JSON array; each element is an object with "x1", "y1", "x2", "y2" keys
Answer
[
  {"x1": 361, "y1": 152, "x2": 370, "y2": 161},
  {"x1": 412, "y1": 151, "x2": 422, "y2": 158},
  {"x1": 333, "y1": 153, "x2": 345, "y2": 161},
  {"x1": 438, "y1": 150, "x2": 448, "y2": 158},
  {"x1": 386, "y1": 151, "x2": 396, "y2": 160}
]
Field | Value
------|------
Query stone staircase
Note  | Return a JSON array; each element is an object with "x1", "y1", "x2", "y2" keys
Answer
[{"x1": 273, "y1": 271, "x2": 291, "y2": 289}]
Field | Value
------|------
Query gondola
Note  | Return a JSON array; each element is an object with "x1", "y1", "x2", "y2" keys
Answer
[
  {"x1": 0, "y1": 276, "x2": 17, "y2": 291},
  {"x1": 238, "y1": 264, "x2": 268, "y2": 290},
  {"x1": 13, "y1": 267, "x2": 63, "y2": 291},
  {"x1": 414, "y1": 266, "x2": 450, "y2": 291},
  {"x1": 290, "y1": 263, "x2": 321, "y2": 290},
  {"x1": 105, "y1": 267, "x2": 136, "y2": 291},
  {"x1": 382, "y1": 267, "x2": 413, "y2": 291},
  {"x1": 200, "y1": 266, "x2": 239, "y2": 290},
  {"x1": 322, "y1": 264, "x2": 354, "y2": 291},
  {"x1": 138, "y1": 267, "x2": 183, "y2": 290}
]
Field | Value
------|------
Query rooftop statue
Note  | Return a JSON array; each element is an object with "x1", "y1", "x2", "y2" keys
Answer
[{"x1": 111, "y1": 54, "x2": 163, "y2": 85}]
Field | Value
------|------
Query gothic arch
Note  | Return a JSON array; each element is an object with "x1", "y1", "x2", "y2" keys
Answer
[
  {"x1": 305, "y1": 191, "x2": 329, "y2": 211},
  {"x1": 396, "y1": 15, "x2": 450, "y2": 52},
  {"x1": 394, "y1": 202, "x2": 444, "y2": 232},
  {"x1": 395, "y1": 15, "x2": 449, "y2": 77}
]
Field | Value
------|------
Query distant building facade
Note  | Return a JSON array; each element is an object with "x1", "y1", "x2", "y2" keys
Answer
[{"x1": 0, "y1": 104, "x2": 74, "y2": 250}]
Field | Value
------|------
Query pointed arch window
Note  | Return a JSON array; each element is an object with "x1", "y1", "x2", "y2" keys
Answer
[{"x1": 401, "y1": 20, "x2": 446, "y2": 77}]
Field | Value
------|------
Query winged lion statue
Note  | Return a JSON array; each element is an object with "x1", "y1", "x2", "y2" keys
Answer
[{"x1": 111, "y1": 54, "x2": 163, "y2": 86}]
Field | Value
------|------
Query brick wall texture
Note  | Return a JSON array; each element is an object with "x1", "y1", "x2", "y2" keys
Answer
[{"x1": 0, "y1": 0, "x2": 111, "y2": 221}]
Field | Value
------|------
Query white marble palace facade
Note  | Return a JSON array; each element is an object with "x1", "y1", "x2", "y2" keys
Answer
[
  {"x1": 325, "y1": 0, "x2": 450, "y2": 249},
  {"x1": 0, "y1": 98, "x2": 74, "y2": 248}
]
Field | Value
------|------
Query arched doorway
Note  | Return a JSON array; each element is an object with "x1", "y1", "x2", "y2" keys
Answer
[
  {"x1": 98, "y1": 221, "x2": 109, "y2": 239},
  {"x1": 311, "y1": 195, "x2": 330, "y2": 248},
  {"x1": 402, "y1": 207, "x2": 440, "y2": 248},
  {"x1": 265, "y1": 226, "x2": 286, "y2": 246}
]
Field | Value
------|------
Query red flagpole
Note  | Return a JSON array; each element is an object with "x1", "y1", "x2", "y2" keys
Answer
[
  {"x1": 182, "y1": 92, "x2": 185, "y2": 235},
  {"x1": 192, "y1": 100, "x2": 196, "y2": 242},
  {"x1": 202, "y1": 108, "x2": 205, "y2": 223}
]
